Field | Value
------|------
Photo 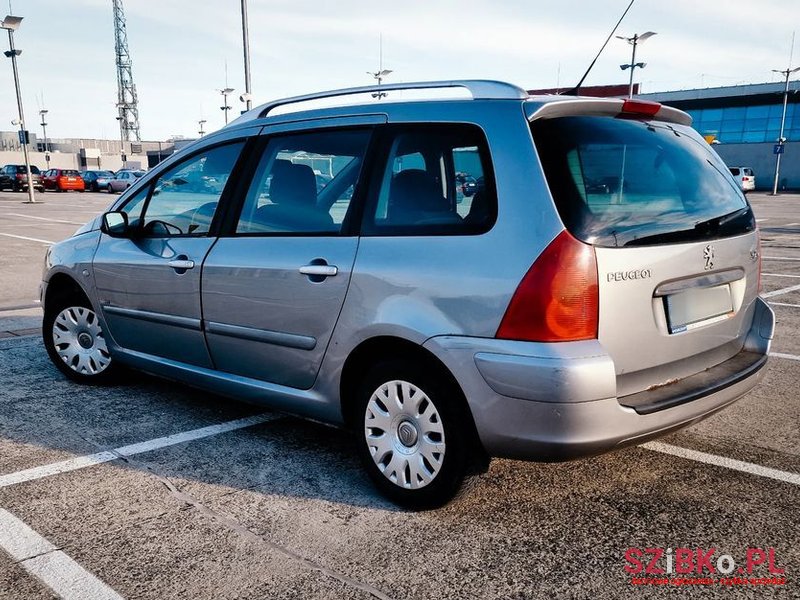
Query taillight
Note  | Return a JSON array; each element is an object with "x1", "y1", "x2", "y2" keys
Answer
[
  {"x1": 15, "y1": 173, "x2": 23, "y2": 180},
  {"x1": 496, "y1": 230, "x2": 599, "y2": 342},
  {"x1": 620, "y1": 99, "x2": 661, "y2": 118}
]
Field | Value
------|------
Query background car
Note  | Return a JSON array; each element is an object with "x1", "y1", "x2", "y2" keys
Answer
[
  {"x1": 108, "y1": 170, "x2": 145, "y2": 193},
  {"x1": 42, "y1": 169, "x2": 85, "y2": 192},
  {"x1": 81, "y1": 170, "x2": 116, "y2": 192},
  {"x1": 0, "y1": 164, "x2": 44, "y2": 192},
  {"x1": 456, "y1": 172, "x2": 477, "y2": 197},
  {"x1": 729, "y1": 167, "x2": 755, "y2": 192}
]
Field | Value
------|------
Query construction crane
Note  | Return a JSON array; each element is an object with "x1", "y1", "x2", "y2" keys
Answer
[{"x1": 112, "y1": 0, "x2": 141, "y2": 142}]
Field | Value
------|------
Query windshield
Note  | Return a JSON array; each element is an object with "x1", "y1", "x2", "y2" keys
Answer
[{"x1": 531, "y1": 116, "x2": 753, "y2": 247}]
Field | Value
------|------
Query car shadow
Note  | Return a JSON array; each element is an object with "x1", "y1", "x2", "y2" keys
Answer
[{"x1": 0, "y1": 336, "x2": 403, "y2": 512}]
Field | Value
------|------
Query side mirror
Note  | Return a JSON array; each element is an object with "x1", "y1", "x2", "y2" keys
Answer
[{"x1": 101, "y1": 211, "x2": 129, "y2": 237}]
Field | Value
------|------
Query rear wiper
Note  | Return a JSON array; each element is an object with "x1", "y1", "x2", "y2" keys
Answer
[{"x1": 624, "y1": 207, "x2": 754, "y2": 247}]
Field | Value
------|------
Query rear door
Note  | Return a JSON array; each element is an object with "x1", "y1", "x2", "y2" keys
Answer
[
  {"x1": 531, "y1": 111, "x2": 759, "y2": 396},
  {"x1": 201, "y1": 125, "x2": 376, "y2": 389}
]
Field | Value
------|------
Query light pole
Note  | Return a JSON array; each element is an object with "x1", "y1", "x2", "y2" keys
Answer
[
  {"x1": 240, "y1": 0, "x2": 252, "y2": 111},
  {"x1": 39, "y1": 108, "x2": 49, "y2": 168},
  {"x1": 198, "y1": 119, "x2": 207, "y2": 137},
  {"x1": 617, "y1": 31, "x2": 656, "y2": 98},
  {"x1": 368, "y1": 33, "x2": 392, "y2": 99},
  {"x1": 219, "y1": 88, "x2": 234, "y2": 124},
  {"x1": 770, "y1": 65, "x2": 800, "y2": 195},
  {"x1": 1, "y1": 15, "x2": 36, "y2": 204},
  {"x1": 115, "y1": 108, "x2": 126, "y2": 168}
]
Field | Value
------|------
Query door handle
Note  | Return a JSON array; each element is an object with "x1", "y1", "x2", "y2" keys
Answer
[
  {"x1": 168, "y1": 259, "x2": 195, "y2": 270},
  {"x1": 299, "y1": 264, "x2": 338, "y2": 277}
]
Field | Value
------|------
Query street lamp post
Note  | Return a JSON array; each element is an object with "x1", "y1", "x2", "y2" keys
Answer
[
  {"x1": 115, "y1": 110, "x2": 126, "y2": 169},
  {"x1": 198, "y1": 119, "x2": 207, "y2": 137},
  {"x1": 219, "y1": 88, "x2": 234, "y2": 124},
  {"x1": 39, "y1": 108, "x2": 49, "y2": 168},
  {"x1": 617, "y1": 31, "x2": 657, "y2": 98},
  {"x1": 240, "y1": 0, "x2": 252, "y2": 111},
  {"x1": 771, "y1": 65, "x2": 800, "y2": 195},
  {"x1": 368, "y1": 34, "x2": 392, "y2": 100},
  {"x1": 1, "y1": 15, "x2": 36, "y2": 204}
]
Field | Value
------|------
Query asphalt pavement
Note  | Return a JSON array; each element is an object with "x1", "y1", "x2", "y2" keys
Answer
[{"x1": 0, "y1": 191, "x2": 798, "y2": 599}]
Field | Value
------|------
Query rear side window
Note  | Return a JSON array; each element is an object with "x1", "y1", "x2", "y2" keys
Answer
[
  {"x1": 532, "y1": 116, "x2": 753, "y2": 247},
  {"x1": 363, "y1": 124, "x2": 496, "y2": 236},
  {"x1": 729, "y1": 168, "x2": 740, "y2": 176}
]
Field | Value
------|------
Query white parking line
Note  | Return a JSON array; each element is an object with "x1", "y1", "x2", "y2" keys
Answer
[
  {"x1": 0, "y1": 413, "x2": 273, "y2": 488},
  {"x1": 0, "y1": 508, "x2": 123, "y2": 600},
  {"x1": 762, "y1": 273, "x2": 800, "y2": 278},
  {"x1": 764, "y1": 256, "x2": 800, "y2": 261},
  {"x1": 0, "y1": 233, "x2": 54, "y2": 245},
  {"x1": 760, "y1": 283, "x2": 800, "y2": 298},
  {"x1": 641, "y1": 442, "x2": 800, "y2": 487},
  {"x1": 3, "y1": 212, "x2": 85, "y2": 225},
  {"x1": 756, "y1": 218, "x2": 770, "y2": 222},
  {"x1": 770, "y1": 352, "x2": 800, "y2": 362},
  {"x1": 769, "y1": 301, "x2": 800, "y2": 308}
]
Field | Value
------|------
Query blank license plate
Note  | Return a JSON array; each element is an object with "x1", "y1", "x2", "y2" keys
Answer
[{"x1": 665, "y1": 284, "x2": 734, "y2": 334}]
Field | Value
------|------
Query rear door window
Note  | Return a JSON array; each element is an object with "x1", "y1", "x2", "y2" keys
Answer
[
  {"x1": 531, "y1": 116, "x2": 753, "y2": 247},
  {"x1": 364, "y1": 125, "x2": 496, "y2": 235}
]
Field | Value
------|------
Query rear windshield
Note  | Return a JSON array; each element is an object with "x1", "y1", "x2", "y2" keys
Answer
[
  {"x1": 729, "y1": 168, "x2": 740, "y2": 176},
  {"x1": 531, "y1": 116, "x2": 753, "y2": 247},
  {"x1": 15, "y1": 165, "x2": 40, "y2": 174},
  {"x1": 63, "y1": 170, "x2": 80, "y2": 176}
]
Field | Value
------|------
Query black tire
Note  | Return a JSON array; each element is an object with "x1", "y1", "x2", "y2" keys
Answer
[
  {"x1": 43, "y1": 292, "x2": 118, "y2": 384},
  {"x1": 354, "y1": 358, "x2": 471, "y2": 509}
]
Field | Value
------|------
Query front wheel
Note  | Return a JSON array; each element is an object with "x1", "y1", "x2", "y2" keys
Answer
[
  {"x1": 355, "y1": 359, "x2": 470, "y2": 509},
  {"x1": 43, "y1": 295, "x2": 117, "y2": 384}
]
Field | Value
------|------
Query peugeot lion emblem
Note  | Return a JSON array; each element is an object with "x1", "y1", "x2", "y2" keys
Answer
[{"x1": 703, "y1": 244, "x2": 715, "y2": 271}]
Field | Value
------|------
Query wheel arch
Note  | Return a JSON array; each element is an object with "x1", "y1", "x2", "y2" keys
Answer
[
  {"x1": 44, "y1": 272, "x2": 90, "y2": 311},
  {"x1": 339, "y1": 335, "x2": 488, "y2": 463}
]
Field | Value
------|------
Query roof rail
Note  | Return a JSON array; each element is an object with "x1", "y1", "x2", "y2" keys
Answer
[{"x1": 255, "y1": 80, "x2": 529, "y2": 118}]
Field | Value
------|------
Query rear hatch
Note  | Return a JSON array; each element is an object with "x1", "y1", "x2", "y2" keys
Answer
[
  {"x1": 15, "y1": 166, "x2": 41, "y2": 184},
  {"x1": 60, "y1": 170, "x2": 81, "y2": 184},
  {"x1": 528, "y1": 99, "x2": 760, "y2": 397}
]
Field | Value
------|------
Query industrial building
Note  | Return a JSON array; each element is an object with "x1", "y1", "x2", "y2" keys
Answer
[{"x1": 639, "y1": 81, "x2": 799, "y2": 191}]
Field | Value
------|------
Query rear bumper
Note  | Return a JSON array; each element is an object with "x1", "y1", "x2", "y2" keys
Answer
[{"x1": 423, "y1": 297, "x2": 775, "y2": 461}]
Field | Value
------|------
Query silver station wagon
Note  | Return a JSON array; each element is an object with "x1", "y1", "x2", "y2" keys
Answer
[{"x1": 41, "y1": 81, "x2": 775, "y2": 508}]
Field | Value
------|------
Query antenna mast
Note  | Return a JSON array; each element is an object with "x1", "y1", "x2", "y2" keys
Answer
[{"x1": 112, "y1": 0, "x2": 141, "y2": 141}]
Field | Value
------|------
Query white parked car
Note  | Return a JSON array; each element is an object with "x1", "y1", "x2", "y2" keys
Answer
[{"x1": 729, "y1": 167, "x2": 755, "y2": 193}]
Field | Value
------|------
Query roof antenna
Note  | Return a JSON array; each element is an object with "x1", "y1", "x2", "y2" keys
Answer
[{"x1": 562, "y1": 0, "x2": 636, "y2": 96}]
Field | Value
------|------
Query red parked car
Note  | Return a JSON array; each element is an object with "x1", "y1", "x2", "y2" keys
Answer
[{"x1": 42, "y1": 169, "x2": 85, "y2": 192}]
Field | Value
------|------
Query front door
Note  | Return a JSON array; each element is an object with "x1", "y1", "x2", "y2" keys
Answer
[
  {"x1": 93, "y1": 140, "x2": 246, "y2": 366},
  {"x1": 201, "y1": 127, "x2": 374, "y2": 388}
]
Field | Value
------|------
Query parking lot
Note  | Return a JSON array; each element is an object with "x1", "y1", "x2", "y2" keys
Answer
[{"x1": 0, "y1": 190, "x2": 798, "y2": 598}]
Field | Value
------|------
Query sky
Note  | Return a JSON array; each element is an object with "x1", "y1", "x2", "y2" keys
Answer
[{"x1": 0, "y1": 0, "x2": 797, "y2": 141}]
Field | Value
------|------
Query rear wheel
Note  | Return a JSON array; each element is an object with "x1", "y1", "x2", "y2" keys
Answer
[
  {"x1": 355, "y1": 359, "x2": 470, "y2": 509},
  {"x1": 43, "y1": 293, "x2": 117, "y2": 384}
]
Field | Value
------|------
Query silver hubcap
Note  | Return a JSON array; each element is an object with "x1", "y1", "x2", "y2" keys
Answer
[
  {"x1": 52, "y1": 306, "x2": 111, "y2": 376},
  {"x1": 364, "y1": 379, "x2": 446, "y2": 490}
]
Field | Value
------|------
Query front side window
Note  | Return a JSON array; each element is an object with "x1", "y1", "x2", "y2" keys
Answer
[
  {"x1": 364, "y1": 125, "x2": 496, "y2": 235},
  {"x1": 236, "y1": 129, "x2": 371, "y2": 234},
  {"x1": 140, "y1": 142, "x2": 244, "y2": 237}
]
